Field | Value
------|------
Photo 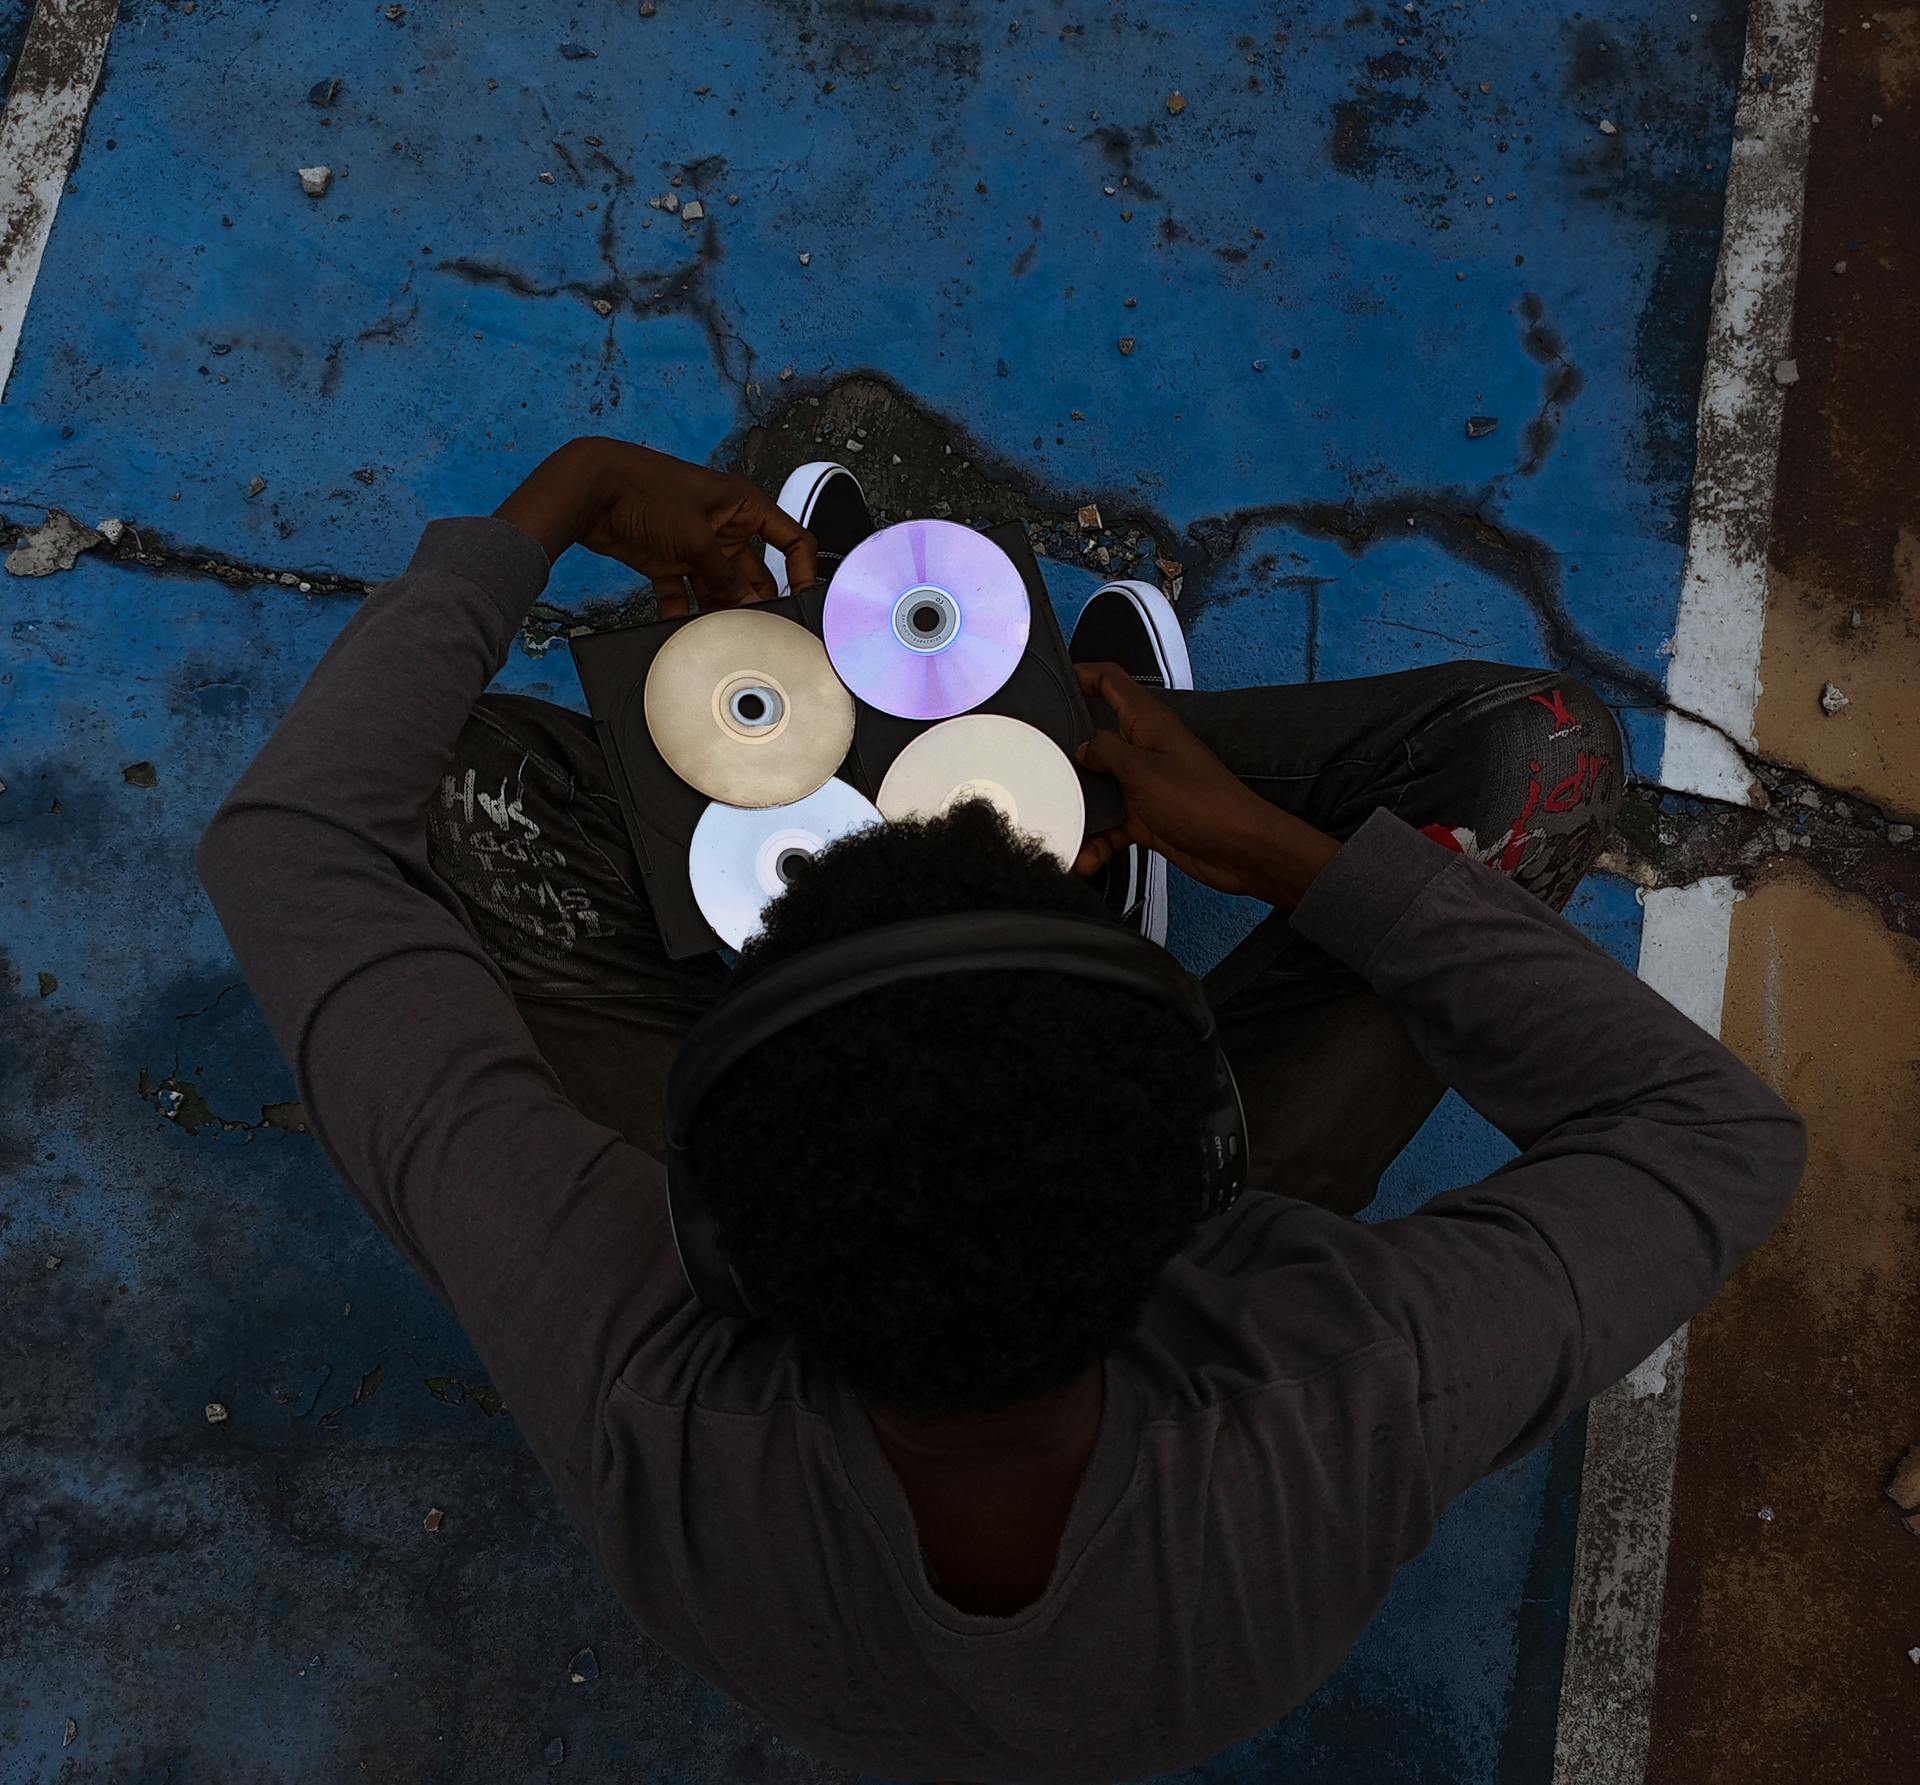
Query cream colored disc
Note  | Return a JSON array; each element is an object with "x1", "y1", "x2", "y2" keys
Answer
[
  {"x1": 875, "y1": 714, "x2": 1085, "y2": 867},
  {"x1": 644, "y1": 608, "x2": 855, "y2": 808}
]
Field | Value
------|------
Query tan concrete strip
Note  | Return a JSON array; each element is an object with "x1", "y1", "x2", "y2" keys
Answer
[
  {"x1": 1553, "y1": 0, "x2": 1828, "y2": 1777},
  {"x1": 0, "y1": 0, "x2": 119, "y2": 402},
  {"x1": 1646, "y1": 874, "x2": 1920, "y2": 1781}
]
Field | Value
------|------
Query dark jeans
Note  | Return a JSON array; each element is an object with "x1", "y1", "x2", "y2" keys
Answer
[{"x1": 425, "y1": 663, "x2": 1621, "y2": 1218}]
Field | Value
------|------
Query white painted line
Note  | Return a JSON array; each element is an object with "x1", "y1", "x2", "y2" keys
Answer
[
  {"x1": 1659, "y1": 0, "x2": 1824, "y2": 808},
  {"x1": 0, "y1": 0, "x2": 119, "y2": 404},
  {"x1": 1552, "y1": 879, "x2": 1739, "y2": 1785},
  {"x1": 1555, "y1": 0, "x2": 1826, "y2": 1775}
]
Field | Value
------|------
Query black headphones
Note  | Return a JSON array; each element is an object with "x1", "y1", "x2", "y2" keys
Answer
[{"x1": 663, "y1": 911, "x2": 1249, "y2": 1318}]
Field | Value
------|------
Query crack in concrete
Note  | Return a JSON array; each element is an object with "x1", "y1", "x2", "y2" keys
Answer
[
  {"x1": 0, "y1": 509, "x2": 367, "y2": 596},
  {"x1": 1605, "y1": 770, "x2": 1917, "y2": 942}
]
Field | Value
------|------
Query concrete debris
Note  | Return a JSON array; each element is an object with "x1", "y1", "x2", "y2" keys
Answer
[
  {"x1": 422, "y1": 1506, "x2": 445, "y2": 1532},
  {"x1": 122, "y1": 761, "x2": 157, "y2": 788},
  {"x1": 727, "y1": 193, "x2": 739, "y2": 205},
  {"x1": 558, "y1": 42, "x2": 597, "y2": 59},
  {"x1": 1795, "y1": 787, "x2": 1822, "y2": 809},
  {"x1": 1251, "y1": 359, "x2": 1268, "y2": 371},
  {"x1": 1077, "y1": 504, "x2": 1103, "y2": 529},
  {"x1": 64, "y1": 1719, "x2": 77, "y2": 1747},
  {"x1": 1889, "y1": 824, "x2": 1914, "y2": 845},
  {"x1": 1832, "y1": 259, "x2": 1847, "y2": 275},
  {"x1": 1466, "y1": 415, "x2": 1500, "y2": 438},
  {"x1": 1819, "y1": 682, "x2": 1849, "y2": 715},
  {"x1": 248, "y1": 475, "x2": 267, "y2": 498},
  {"x1": 96, "y1": 517, "x2": 125, "y2": 543},
  {"x1": 1871, "y1": 113, "x2": 1882, "y2": 126},
  {"x1": 6, "y1": 509, "x2": 103, "y2": 576},
  {"x1": 592, "y1": 298, "x2": 614, "y2": 317},
  {"x1": 639, "y1": 0, "x2": 656, "y2": 12},
  {"x1": 1757, "y1": 1504, "x2": 1775, "y2": 1521},
  {"x1": 38, "y1": 972, "x2": 56, "y2": 998},
  {"x1": 1118, "y1": 336, "x2": 1135, "y2": 356},
  {"x1": 844, "y1": 438, "x2": 864, "y2": 451},
  {"x1": 1598, "y1": 118, "x2": 1618, "y2": 134},
  {"x1": 46, "y1": 1255, "x2": 61, "y2": 1270},
  {"x1": 1849, "y1": 609, "x2": 1862, "y2": 629},
  {"x1": 1773, "y1": 828, "x2": 1794, "y2": 852},
  {"x1": 779, "y1": 365, "x2": 795, "y2": 381},
  {"x1": 544, "y1": 1736, "x2": 566, "y2": 1766},
  {"x1": 1166, "y1": 91, "x2": 1186, "y2": 115},
  {"x1": 308, "y1": 76, "x2": 342, "y2": 107},
  {"x1": 1773, "y1": 358, "x2": 1800, "y2": 386},
  {"x1": 298, "y1": 165, "x2": 333, "y2": 198},
  {"x1": 1910, "y1": 1646, "x2": 1920, "y2": 1663},
  {"x1": 798, "y1": 251, "x2": 812, "y2": 265},
  {"x1": 539, "y1": 172, "x2": 557, "y2": 184},
  {"x1": 385, "y1": 4, "x2": 405, "y2": 18},
  {"x1": 568, "y1": 1647, "x2": 600, "y2": 1683},
  {"x1": 1887, "y1": 1443, "x2": 1920, "y2": 1511},
  {"x1": 681, "y1": 200, "x2": 704, "y2": 221},
  {"x1": 206, "y1": 1402, "x2": 229, "y2": 1423}
]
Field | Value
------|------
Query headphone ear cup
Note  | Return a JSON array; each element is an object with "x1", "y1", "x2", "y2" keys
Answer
[{"x1": 1199, "y1": 1047, "x2": 1248, "y2": 1218}]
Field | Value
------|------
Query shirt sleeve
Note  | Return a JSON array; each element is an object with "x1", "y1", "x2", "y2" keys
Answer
[
  {"x1": 1280, "y1": 809, "x2": 1806, "y2": 1507},
  {"x1": 195, "y1": 518, "x2": 694, "y2": 1536}
]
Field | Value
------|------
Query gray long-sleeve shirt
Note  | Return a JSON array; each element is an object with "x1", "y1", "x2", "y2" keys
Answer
[{"x1": 197, "y1": 517, "x2": 1805, "y2": 1785}]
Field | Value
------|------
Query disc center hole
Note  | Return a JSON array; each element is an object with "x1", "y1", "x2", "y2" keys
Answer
[
  {"x1": 736, "y1": 692, "x2": 766, "y2": 721},
  {"x1": 911, "y1": 604, "x2": 942, "y2": 634},
  {"x1": 775, "y1": 848, "x2": 811, "y2": 885}
]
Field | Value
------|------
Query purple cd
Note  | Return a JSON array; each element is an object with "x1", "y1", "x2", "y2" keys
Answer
[{"x1": 822, "y1": 519, "x2": 1031, "y2": 720}]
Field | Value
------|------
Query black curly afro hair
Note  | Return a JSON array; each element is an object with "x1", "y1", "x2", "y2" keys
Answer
[{"x1": 686, "y1": 798, "x2": 1215, "y2": 1419}]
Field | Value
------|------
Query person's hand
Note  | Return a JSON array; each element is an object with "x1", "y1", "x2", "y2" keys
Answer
[
  {"x1": 1073, "y1": 662, "x2": 1340, "y2": 910},
  {"x1": 494, "y1": 437, "x2": 817, "y2": 617}
]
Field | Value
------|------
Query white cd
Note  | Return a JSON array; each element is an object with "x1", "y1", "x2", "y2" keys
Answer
[
  {"x1": 875, "y1": 714, "x2": 1085, "y2": 868},
  {"x1": 689, "y1": 778, "x2": 883, "y2": 949}
]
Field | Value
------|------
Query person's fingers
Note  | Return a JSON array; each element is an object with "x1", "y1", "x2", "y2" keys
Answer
[
  {"x1": 1073, "y1": 661, "x2": 1161, "y2": 738},
  {"x1": 1073, "y1": 826, "x2": 1129, "y2": 877},
  {"x1": 689, "y1": 532, "x2": 751, "y2": 606},
  {"x1": 1075, "y1": 728, "x2": 1141, "y2": 781},
  {"x1": 740, "y1": 553, "x2": 780, "y2": 605},
  {"x1": 650, "y1": 575, "x2": 692, "y2": 620},
  {"x1": 755, "y1": 498, "x2": 818, "y2": 594}
]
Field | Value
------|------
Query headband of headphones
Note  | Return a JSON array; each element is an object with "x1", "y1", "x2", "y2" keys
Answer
[{"x1": 663, "y1": 911, "x2": 1248, "y2": 1317}]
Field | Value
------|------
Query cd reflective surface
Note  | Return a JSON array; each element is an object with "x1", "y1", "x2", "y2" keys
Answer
[
  {"x1": 875, "y1": 713, "x2": 1084, "y2": 867},
  {"x1": 689, "y1": 778, "x2": 883, "y2": 949},
  {"x1": 644, "y1": 607, "x2": 855, "y2": 808},
  {"x1": 822, "y1": 519, "x2": 1030, "y2": 720}
]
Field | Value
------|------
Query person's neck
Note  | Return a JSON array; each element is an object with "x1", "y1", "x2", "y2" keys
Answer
[{"x1": 863, "y1": 1361, "x2": 1104, "y2": 1463}]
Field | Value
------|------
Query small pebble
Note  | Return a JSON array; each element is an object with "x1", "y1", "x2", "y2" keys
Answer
[
  {"x1": 384, "y1": 3, "x2": 405, "y2": 18},
  {"x1": 558, "y1": 42, "x2": 596, "y2": 59},
  {"x1": 308, "y1": 77, "x2": 342, "y2": 108},
  {"x1": 1117, "y1": 336, "x2": 1135, "y2": 356},
  {"x1": 1598, "y1": 118, "x2": 1618, "y2": 135},
  {"x1": 1820, "y1": 682, "x2": 1849, "y2": 715},
  {"x1": 1077, "y1": 504, "x2": 1103, "y2": 529},
  {"x1": 640, "y1": 0, "x2": 656, "y2": 12},
  {"x1": 97, "y1": 517, "x2": 125, "y2": 543},
  {"x1": 568, "y1": 1647, "x2": 600, "y2": 1684},
  {"x1": 298, "y1": 165, "x2": 333, "y2": 198},
  {"x1": 423, "y1": 1507, "x2": 445, "y2": 1533},
  {"x1": 1166, "y1": 91, "x2": 1186, "y2": 115},
  {"x1": 1479, "y1": 80, "x2": 1491, "y2": 93},
  {"x1": 1832, "y1": 259, "x2": 1847, "y2": 274},
  {"x1": 798, "y1": 251, "x2": 812, "y2": 265},
  {"x1": 593, "y1": 298, "x2": 614, "y2": 316},
  {"x1": 46, "y1": 1255, "x2": 62, "y2": 1270},
  {"x1": 206, "y1": 1402, "x2": 229, "y2": 1424},
  {"x1": 1773, "y1": 358, "x2": 1799, "y2": 386},
  {"x1": 248, "y1": 475, "x2": 267, "y2": 498},
  {"x1": 726, "y1": 193, "x2": 739, "y2": 205},
  {"x1": 778, "y1": 365, "x2": 795, "y2": 380},
  {"x1": 1466, "y1": 415, "x2": 1499, "y2": 438},
  {"x1": 539, "y1": 172, "x2": 556, "y2": 184},
  {"x1": 1758, "y1": 1505, "x2": 1775, "y2": 1522},
  {"x1": 65, "y1": 1720, "x2": 77, "y2": 1749},
  {"x1": 1251, "y1": 358, "x2": 1267, "y2": 371},
  {"x1": 844, "y1": 438, "x2": 864, "y2": 451},
  {"x1": 681, "y1": 200, "x2": 704, "y2": 221},
  {"x1": 545, "y1": 1736, "x2": 566, "y2": 1766},
  {"x1": 1888, "y1": 824, "x2": 1914, "y2": 844}
]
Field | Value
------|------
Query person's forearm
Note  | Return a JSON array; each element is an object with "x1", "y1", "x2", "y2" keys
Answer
[
  {"x1": 196, "y1": 516, "x2": 553, "y2": 1063},
  {"x1": 1245, "y1": 806, "x2": 1342, "y2": 913}
]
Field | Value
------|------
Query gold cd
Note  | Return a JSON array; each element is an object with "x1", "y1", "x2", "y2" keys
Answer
[{"x1": 644, "y1": 609, "x2": 855, "y2": 808}]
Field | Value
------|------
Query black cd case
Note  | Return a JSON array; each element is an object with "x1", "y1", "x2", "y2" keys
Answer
[{"x1": 571, "y1": 519, "x2": 1122, "y2": 958}]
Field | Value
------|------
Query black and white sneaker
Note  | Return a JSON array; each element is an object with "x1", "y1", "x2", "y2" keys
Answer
[
  {"x1": 765, "y1": 461, "x2": 875, "y2": 595},
  {"x1": 1068, "y1": 579, "x2": 1194, "y2": 947}
]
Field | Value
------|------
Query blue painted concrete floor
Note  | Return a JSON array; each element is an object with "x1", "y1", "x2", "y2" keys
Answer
[{"x1": 1, "y1": 1, "x2": 1745, "y2": 1778}]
